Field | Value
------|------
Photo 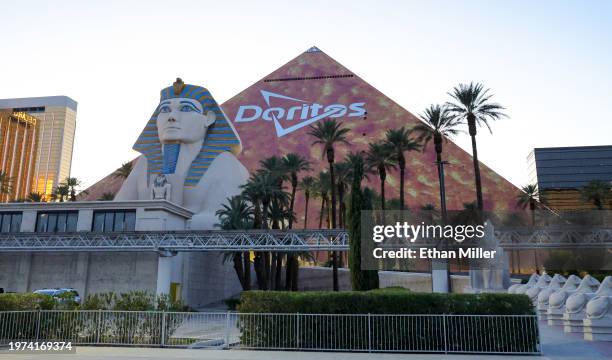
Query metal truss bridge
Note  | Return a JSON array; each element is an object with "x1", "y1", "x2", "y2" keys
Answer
[
  {"x1": 0, "y1": 228, "x2": 610, "y2": 252},
  {"x1": 0, "y1": 230, "x2": 348, "y2": 252}
]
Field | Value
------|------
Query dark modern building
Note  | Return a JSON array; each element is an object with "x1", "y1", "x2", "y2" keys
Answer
[{"x1": 528, "y1": 145, "x2": 612, "y2": 210}]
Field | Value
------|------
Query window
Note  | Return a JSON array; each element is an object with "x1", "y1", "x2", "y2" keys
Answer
[
  {"x1": 0, "y1": 213, "x2": 22, "y2": 233},
  {"x1": 92, "y1": 210, "x2": 136, "y2": 232},
  {"x1": 36, "y1": 212, "x2": 78, "y2": 233}
]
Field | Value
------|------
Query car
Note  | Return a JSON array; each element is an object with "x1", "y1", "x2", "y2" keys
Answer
[{"x1": 33, "y1": 288, "x2": 81, "y2": 303}]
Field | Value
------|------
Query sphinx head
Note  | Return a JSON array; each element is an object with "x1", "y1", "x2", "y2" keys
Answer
[
  {"x1": 156, "y1": 97, "x2": 215, "y2": 144},
  {"x1": 133, "y1": 78, "x2": 242, "y2": 184},
  {"x1": 155, "y1": 78, "x2": 216, "y2": 144}
]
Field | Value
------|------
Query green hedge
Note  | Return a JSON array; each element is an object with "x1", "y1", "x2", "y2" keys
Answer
[
  {"x1": 237, "y1": 289, "x2": 535, "y2": 315},
  {"x1": 0, "y1": 293, "x2": 56, "y2": 311},
  {"x1": 237, "y1": 289, "x2": 538, "y2": 353}
]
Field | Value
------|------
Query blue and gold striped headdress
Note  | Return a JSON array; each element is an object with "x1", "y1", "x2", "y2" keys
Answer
[{"x1": 133, "y1": 78, "x2": 241, "y2": 187}]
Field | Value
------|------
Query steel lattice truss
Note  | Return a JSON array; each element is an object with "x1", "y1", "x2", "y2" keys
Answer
[
  {"x1": 0, "y1": 230, "x2": 349, "y2": 252},
  {"x1": 0, "y1": 228, "x2": 610, "y2": 252},
  {"x1": 494, "y1": 227, "x2": 612, "y2": 249}
]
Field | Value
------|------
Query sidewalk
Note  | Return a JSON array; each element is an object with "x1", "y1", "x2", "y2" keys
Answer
[
  {"x1": 0, "y1": 347, "x2": 538, "y2": 360},
  {"x1": 2, "y1": 321, "x2": 610, "y2": 360}
]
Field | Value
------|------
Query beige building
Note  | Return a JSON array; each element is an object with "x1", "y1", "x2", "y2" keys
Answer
[{"x1": 0, "y1": 96, "x2": 77, "y2": 200}]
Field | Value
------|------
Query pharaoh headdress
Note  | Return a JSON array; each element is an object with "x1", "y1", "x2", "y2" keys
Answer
[{"x1": 133, "y1": 78, "x2": 241, "y2": 187}]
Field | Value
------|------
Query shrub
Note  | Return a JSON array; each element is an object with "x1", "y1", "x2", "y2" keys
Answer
[
  {"x1": 237, "y1": 290, "x2": 534, "y2": 315},
  {"x1": 0, "y1": 293, "x2": 56, "y2": 311}
]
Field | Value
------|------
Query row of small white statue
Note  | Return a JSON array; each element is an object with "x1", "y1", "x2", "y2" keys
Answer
[{"x1": 508, "y1": 273, "x2": 612, "y2": 340}]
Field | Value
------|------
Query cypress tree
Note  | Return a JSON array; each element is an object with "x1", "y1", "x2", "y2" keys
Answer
[{"x1": 349, "y1": 156, "x2": 379, "y2": 290}]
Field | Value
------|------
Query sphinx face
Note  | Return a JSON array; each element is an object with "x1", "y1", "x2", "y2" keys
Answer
[{"x1": 156, "y1": 98, "x2": 215, "y2": 144}]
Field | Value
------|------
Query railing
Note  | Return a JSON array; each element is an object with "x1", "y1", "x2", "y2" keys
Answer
[{"x1": 0, "y1": 310, "x2": 540, "y2": 354}]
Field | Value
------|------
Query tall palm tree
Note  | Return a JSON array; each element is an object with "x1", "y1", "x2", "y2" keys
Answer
[
  {"x1": 298, "y1": 176, "x2": 316, "y2": 229},
  {"x1": 309, "y1": 119, "x2": 349, "y2": 292},
  {"x1": 241, "y1": 175, "x2": 266, "y2": 289},
  {"x1": 62, "y1": 177, "x2": 82, "y2": 202},
  {"x1": 52, "y1": 184, "x2": 70, "y2": 202},
  {"x1": 415, "y1": 104, "x2": 462, "y2": 217},
  {"x1": 282, "y1": 153, "x2": 311, "y2": 229},
  {"x1": 447, "y1": 83, "x2": 507, "y2": 210},
  {"x1": 581, "y1": 180, "x2": 611, "y2": 210},
  {"x1": 384, "y1": 127, "x2": 421, "y2": 211},
  {"x1": 0, "y1": 172, "x2": 14, "y2": 200},
  {"x1": 334, "y1": 161, "x2": 352, "y2": 228},
  {"x1": 113, "y1": 161, "x2": 134, "y2": 179},
  {"x1": 309, "y1": 119, "x2": 350, "y2": 229},
  {"x1": 316, "y1": 171, "x2": 331, "y2": 228},
  {"x1": 365, "y1": 142, "x2": 396, "y2": 211},
  {"x1": 216, "y1": 195, "x2": 254, "y2": 290}
]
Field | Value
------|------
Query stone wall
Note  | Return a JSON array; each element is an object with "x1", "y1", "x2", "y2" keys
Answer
[{"x1": 0, "y1": 251, "x2": 158, "y2": 298}]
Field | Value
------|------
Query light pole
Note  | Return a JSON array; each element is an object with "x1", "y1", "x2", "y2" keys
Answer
[{"x1": 432, "y1": 160, "x2": 452, "y2": 293}]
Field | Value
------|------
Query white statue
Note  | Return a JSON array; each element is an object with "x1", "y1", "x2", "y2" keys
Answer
[
  {"x1": 548, "y1": 275, "x2": 599, "y2": 325},
  {"x1": 533, "y1": 274, "x2": 567, "y2": 318},
  {"x1": 527, "y1": 273, "x2": 566, "y2": 303},
  {"x1": 508, "y1": 273, "x2": 539, "y2": 294},
  {"x1": 563, "y1": 275, "x2": 606, "y2": 333},
  {"x1": 541, "y1": 274, "x2": 581, "y2": 324},
  {"x1": 116, "y1": 78, "x2": 249, "y2": 229},
  {"x1": 584, "y1": 277, "x2": 612, "y2": 341},
  {"x1": 468, "y1": 220, "x2": 511, "y2": 292},
  {"x1": 516, "y1": 273, "x2": 551, "y2": 295},
  {"x1": 151, "y1": 174, "x2": 172, "y2": 201}
]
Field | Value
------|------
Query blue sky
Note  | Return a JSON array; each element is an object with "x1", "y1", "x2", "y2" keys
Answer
[{"x1": 1, "y1": 0, "x2": 611, "y2": 188}]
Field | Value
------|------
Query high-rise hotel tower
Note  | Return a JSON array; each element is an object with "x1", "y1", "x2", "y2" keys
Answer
[{"x1": 0, "y1": 96, "x2": 77, "y2": 201}]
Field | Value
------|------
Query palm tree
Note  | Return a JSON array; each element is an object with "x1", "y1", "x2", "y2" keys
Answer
[
  {"x1": 365, "y1": 142, "x2": 396, "y2": 211},
  {"x1": 62, "y1": 177, "x2": 82, "y2": 201},
  {"x1": 52, "y1": 184, "x2": 70, "y2": 202},
  {"x1": 415, "y1": 104, "x2": 461, "y2": 218},
  {"x1": 309, "y1": 119, "x2": 349, "y2": 292},
  {"x1": 0, "y1": 172, "x2": 14, "y2": 200},
  {"x1": 447, "y1": 83, "x2": 507, "y2": 210},
  {"x1": 26, "y1": 192, "x2": 44, "y2": 202},
  {"x1": 384, "y1": 127, "x2": 421, "y2": 211},
  {"x1": 241, "y1": 175, "x2": 267, "y2": 289},
  {"x1": 113, "y1": 161, "x2": 134, "y2": 179},
  {"x1": 516, "y1": 184, "x2": 542, "y2": 225},
  {"x1": 298, "y1": 176, "x2": 316, "y2": 229},
  {"x1": 309, "y1": 119, "x2": 350, "y2": 229},
  {"x1": 316, "y1": 171, "x2": 331, "y2": 228},
  {"x1": 581, "y1": 180, "x2": 611, "y2": 210},
  {"x1": 216, "y1": 195, "x2": 254, "y2": 290},
  {"x1": 334, "y1": 161, "x2": 352, "y2": 228},
  {"x1": 282, "y1": 153, "x2": 311, "y2": 229},
  {"x1": 98, "y1": 192, "x2": 115, "y2": 201}
]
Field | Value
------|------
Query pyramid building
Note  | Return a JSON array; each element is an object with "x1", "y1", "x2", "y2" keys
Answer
[{"x1": 82, "y1": 47, "x2": 520, "y2": 222}]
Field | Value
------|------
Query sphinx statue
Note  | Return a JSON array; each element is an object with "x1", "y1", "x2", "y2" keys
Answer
[
  {"x1": 548, "y1": 275, "x2": 599, "y2": 326},
  {"x1": 116, "y1": 78, "x2": 249, "y2": 229},
  {"x1": 516, "y1": 273, "x2": 551, "y2": 295},
  {"x1": 540, "y1": 274, "x2": 581, "y2": 323},
  {"x1": 508, "y1": 273, "x2": 539, "y2": 294},
  {"x1": 563, "y1": 276, "x2": 608, "y2": 333},
  {"x1": 584, "y1": 277, "x2": 612, "y2": 341},
  {"x1": 533, "y1": 274, "x2": 568, "y2": 318},
  {"x1": 527, "y1": 273, "x2": 566, "y2": 303}
]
